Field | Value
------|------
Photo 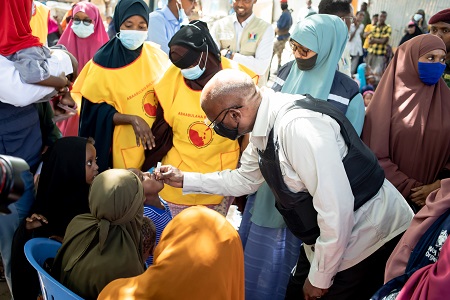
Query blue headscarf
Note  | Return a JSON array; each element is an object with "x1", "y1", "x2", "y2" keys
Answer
[
  {"x1": 356, "y1": 63, "x2": 367, "y2": 91},
  {"x1": 281, "y1": 14, "x2": 348, "y2": 100}
]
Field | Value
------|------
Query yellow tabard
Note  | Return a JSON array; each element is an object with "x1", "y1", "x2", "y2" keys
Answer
[
  {"x1": 72, "y1": 42, "x2": 169, "y2": 169},
  {"x1": 155, "y1": 58, "x2": 258, "y2": 205},
  {"x1": 30, "y1": 2, "x2": 50, "y2": 44}
]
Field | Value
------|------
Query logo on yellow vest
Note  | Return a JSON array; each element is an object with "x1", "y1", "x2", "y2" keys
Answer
[
  {"x1": 187, "y1": 121, "x2": 213, "y2": 148},
  {"x1": 142, "y1": 90, "x2": 157, "y2": 118}
]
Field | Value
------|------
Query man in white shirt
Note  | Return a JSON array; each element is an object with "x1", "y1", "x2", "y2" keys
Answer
[
  {"x1": 298, "y1": 0, "x2": 318, "y2": 23},
  {"x1": 210, "y1": 0, "x2": 274, "y2": 87},
  {"x1": 156, "y1": 69, "x2": 414, "y2": 300},
  {"x1": 347, "y1": 10, "x2": 365, "y2": 75}
]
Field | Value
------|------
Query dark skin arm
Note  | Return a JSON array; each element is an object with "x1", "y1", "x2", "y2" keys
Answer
[
  {"x1": 36, "y1": 73, "x2": 69, "y2": 90},
  {"x1": 369, "y1": 37, "x2": 389, "y2": 44},
  {"x1": 113, "y1": 113, "x2": 155, "y2": 150}
]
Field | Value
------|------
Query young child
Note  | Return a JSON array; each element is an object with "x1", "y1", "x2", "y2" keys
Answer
[
  {"x1": 141, "y1": 216, "x2": 157, "y2": 263},
  {"x1": 130, "y1": 169, "x2": 173, "y2": 266},
  {"x1": 1, "y1": 0, "x2": 71, "y2": 91},
  {"x1": 363, "y1": 90, "x2": 374, "y2": 108}
]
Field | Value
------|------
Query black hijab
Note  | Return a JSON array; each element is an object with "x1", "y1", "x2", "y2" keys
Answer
[
  {"x1": 93, "y1": 0, "x2": 149, "y2": 68},
  {"x1": 399, "y1": 23, "x2": 423, "y2": 46},
  {"x1": 168, "y1": 20, "x2": 221, "y2": 69},
  {"x1": 33, "y1": 137, "x2": 91, "y2": 237}
]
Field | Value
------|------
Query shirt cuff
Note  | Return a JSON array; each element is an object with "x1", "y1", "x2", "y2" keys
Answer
[
  {"x1": 182, "y1": 172, "x2": 204, "y2": 194},
  {"x1": 308, "y1": 266, "x2": 335, "y2": 290}
]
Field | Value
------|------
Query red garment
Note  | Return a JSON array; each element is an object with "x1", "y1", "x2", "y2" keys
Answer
[
  {"x1": 385, "y1": 178, "x2": 450, "y2": 282},
  {"x1": 0, "y1": 0, "x2": 42, "y2": 56},
  {"x1": 397, "y1": 236, "x2": 450, "y2": 300},
  {"x1": 362, "y1": 35, "x2": 450, "y2": 199},
  {"x1": 57, "y1": 2, "x2": 109, "y2": 71},
  {"x1": 57, "y1": 2, "x2": 109, "y2": 137}
]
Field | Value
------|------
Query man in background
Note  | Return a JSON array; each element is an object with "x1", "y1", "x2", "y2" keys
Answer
[
  {"x1": 273, "y1": 0, "x2": 292, "y2": 74},
  {"x1": 429, "y1": 8, "x2": 450, "y2": 88},
  {"x1": 211, "y1": 0, "x2": 274, "y2": 87}
]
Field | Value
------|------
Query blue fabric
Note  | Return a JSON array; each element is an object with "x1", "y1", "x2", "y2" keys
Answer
[
  {"x1": 277, "y1": 10, "x2": 292, "y2": 40},
  {"x1": 143, "y1": 198, "x2": 172, "y2": 266},
  {"x1": 356, "y1": 63, "x2": 367, "y2": 90},
  {"x1": 147, "y1": 6, "x2": 182, "y2": 54},
  {"x1": 0, "y1": 170, "x2": 35, "y2": 293},
  {"x1": 345, "y1": 93, "x2": 364, "y2": 136},
  {"x1": 371, "y1": 209, "x2": 450, "y2": 300},
  {"x1": 281, "y1": 14, "x2": 348, "y2": 100},
  {"x1": 239, "y1": 193, "x2": 302, "y2": 300}
]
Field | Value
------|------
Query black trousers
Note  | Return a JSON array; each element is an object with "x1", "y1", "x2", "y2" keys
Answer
[{"x1": 285, "y1": 233, "x2": 403, "y2": 300}]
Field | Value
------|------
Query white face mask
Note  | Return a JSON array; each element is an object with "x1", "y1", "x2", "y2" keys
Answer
[
  {"x1": 118, "y1": 30, "x2": 147, "y2": 50},
  {"x1": 413, "y1": 13, "x2": 423, "y2": 22},
  {"x1": 71, "y1": 23, "x2": 95, "y2": 38}
]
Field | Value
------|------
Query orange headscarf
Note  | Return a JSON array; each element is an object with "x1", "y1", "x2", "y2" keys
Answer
[
  {"x1": 98, "y1": 206, "x2": 245, "y2": 300},
  {"x1": 362, "y1": 34, "x2": 450, "y2": 199}
]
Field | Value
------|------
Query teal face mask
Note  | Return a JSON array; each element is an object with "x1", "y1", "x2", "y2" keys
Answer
[
  {"x1": 118, "y1": 30, "x2": 147, "y2": 50},
  {"x1": 180, "y1": 45, "x2": 209, "y2": 80}
]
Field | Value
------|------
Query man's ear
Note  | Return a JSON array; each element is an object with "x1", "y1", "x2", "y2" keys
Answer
[{"x1": 229, "y1": 109, "x2": 242, "y2": 123}]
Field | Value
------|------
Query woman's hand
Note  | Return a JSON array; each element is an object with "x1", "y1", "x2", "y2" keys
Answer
[
  {"x1": 130, "y1": 115, "x2": 155, "y2": 150},
  {"x1": 410, "y1": 180, "x2": 441, "y2": 207},
  {"x1": 25, "y1": 214, "x2": 48, "y2": 230}
]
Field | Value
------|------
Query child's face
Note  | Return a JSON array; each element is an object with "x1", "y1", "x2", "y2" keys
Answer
[
  {"x1": 85, "y1": 143, "x2": 99, "y2": 184},
  {"x1": 131, "y1": 169, "x2": 164, "y2": 196},
  {"x1": 364, "y1": 93, "x2": 373, "y2": 107}
]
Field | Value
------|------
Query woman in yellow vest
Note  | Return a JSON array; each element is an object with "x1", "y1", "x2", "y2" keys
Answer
[
  {"x1": 143, "y1": 21, "x2": 258, "y2": 217},
  {"x1": 76, "y1": 0, "x2": 168, "y2": 172}
]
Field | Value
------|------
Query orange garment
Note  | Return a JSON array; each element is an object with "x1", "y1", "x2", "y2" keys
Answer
[
  {"x1": 98, "y1": 206, "x2": 245, "y2": 300},
  {"x1": 60, "y1": 8, "x2": 72, "y2": 32}
]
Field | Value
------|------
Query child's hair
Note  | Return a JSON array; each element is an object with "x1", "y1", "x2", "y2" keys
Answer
[
  {"x1": 142, "y1": 216, "x2": 157, "y2": 260},
  {"x1": 87, "y1": 137, "x2": 95, "y2": 146}
]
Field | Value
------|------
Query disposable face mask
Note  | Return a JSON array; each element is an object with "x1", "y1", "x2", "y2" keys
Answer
[
  {"x1": 118, "y1": 30, "x2": 147, "y2": 50},
  {"x1": 295, "y1": 53, "x2": 318, "y2": 71},
  {"x1": 213, "y1": 120, "x2": 241, "y2": 140},
  {"x1": 418, "y1": 62, "x2": 446, "y2": 86},
  {"x1": 413, "y1": 13, "x2": 423, "y2": 22},
  {"x1": 180, "y1": 45, "x2": 209, "y2": 80},
  {"x1": 71, "y1": 23, "x2": 95, "y2": 38}
]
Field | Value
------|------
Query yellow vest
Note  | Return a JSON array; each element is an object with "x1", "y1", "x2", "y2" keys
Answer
[
  {"x1": 72, "y1": 42, "x2": 169, "y2": 169},
  {"x1": 155, "y1": 58, "x2": 258, "y2": 205},
  {"x1": 30, "y1": 1, "x2": 49, "y2": 44},
  {"x1": 212, "y1": 15, "x2": 270, "y2": 87}
]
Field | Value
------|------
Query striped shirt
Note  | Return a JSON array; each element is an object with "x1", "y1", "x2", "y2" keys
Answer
[{"x1": 144, "y1": 198, "x2": 173, "y2": 266}]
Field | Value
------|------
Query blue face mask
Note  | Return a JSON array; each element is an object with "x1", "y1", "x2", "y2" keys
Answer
[
  {"x1": 118, "y1": 30, "x2": 147, "y2": 50},
  {"x1": 180, "y1": 45, "x2": 208, "y2": 80},
  {"x1": 418, "y1": 62, "x2": 446, "y2": 86}
]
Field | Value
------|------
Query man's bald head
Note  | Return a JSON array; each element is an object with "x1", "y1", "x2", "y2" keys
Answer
[
  {"x1": 200, "y1": 69, "x2": 262, "y2": 139},
  {"x1": 201, "y1": 69, "x2": 257, "y2": 115}
]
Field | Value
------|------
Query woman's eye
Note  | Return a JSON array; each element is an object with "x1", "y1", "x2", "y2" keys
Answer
[{"x1": 86, "y1": 160, "x2": 92, "y2": 166}]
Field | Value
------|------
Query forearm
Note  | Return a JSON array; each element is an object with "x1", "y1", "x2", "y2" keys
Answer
[
  {"x1": 37, "y1": 75, "x2": 68, "y2": 89},
  {"x1": 113, "y1": 112, "x2": 133, "y2": 126}
]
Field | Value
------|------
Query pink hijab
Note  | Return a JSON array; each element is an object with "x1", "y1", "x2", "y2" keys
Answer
[
  {"x1": 362, "y1": 35, "x2": 450, "y2": 199},
  {"x1": 57, "y1": 2, "x2": 108, "y2": 71},
  {"x1": 385, "y1": 179, "x2": 450, "y2": 283},
  {"x1": 396, "y1": 236, "x2": 450, "y2": 300}
]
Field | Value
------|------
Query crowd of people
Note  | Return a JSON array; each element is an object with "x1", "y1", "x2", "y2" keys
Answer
[{"x1": 0, "y1": 0, "x2": 450, "y2": 299}]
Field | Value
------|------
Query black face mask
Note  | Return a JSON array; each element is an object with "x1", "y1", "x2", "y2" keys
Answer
[
  {"x1": 295, "y1": 53, "x2": 318, "y2": 71},
  {"x1": 213, "y1": 121, "x2": 241, "y2": 140}
]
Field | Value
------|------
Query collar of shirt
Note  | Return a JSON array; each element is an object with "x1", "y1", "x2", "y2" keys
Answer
[
  {"x1": 162, "y1": 5, "x2": 181, "y2": 26},
  {"x1": 233, "y1": 12, "x2": 255, "y2": 28},
  {"x1": 250, "y1": 88, "x2": 303, "y2": 150}
]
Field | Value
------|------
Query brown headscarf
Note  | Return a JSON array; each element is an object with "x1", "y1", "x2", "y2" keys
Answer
[
  {"x1": 53, "y1": 169, "x2": 145, "y2": 300},
  {"x1": 385, "y1": 178, "x2": 450, "y2": 283},
  {"x1": 362, "y1": 34, "x2": 450, "y2": 199},
  {"x1": 98, "y1": 206, "x2": 245, "y2": 300}
]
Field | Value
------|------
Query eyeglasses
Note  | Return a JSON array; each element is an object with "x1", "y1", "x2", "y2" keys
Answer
[
  {"x1": 73, "y1": 18, "x2": 93, "y2": 26},
  {"x1": 341, "y1": 16, "x2": 354, "y2": 24},
  {"x1": 205, "y1": 105, "x2": 243, "y2": 128},
  {"x1": 289, "y1": 40, "x2": 310, "y2": 57}
]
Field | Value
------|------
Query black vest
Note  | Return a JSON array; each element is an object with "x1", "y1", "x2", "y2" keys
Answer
[{"x1": 257, "y1": 96, "x2": 385, "y2": 245}]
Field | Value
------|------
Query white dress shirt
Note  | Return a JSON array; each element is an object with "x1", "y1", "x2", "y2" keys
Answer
[
  {"x1": 214, "y1": 13, "x2": 274, "y2": 76},
  {"x1": 183, "y1": 88, "x2": 413, "y2": 289},
  {"x1": 0, "y1": 49, "x2": 73, "y2": 107}
]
